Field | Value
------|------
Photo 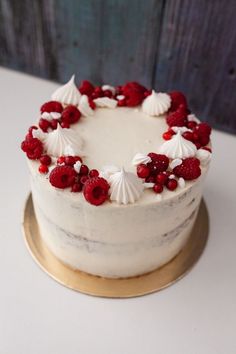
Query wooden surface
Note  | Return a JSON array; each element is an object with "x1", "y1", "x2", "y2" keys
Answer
[{"x1": 0, "y1": 0, "x2": 236, "y2": 133}]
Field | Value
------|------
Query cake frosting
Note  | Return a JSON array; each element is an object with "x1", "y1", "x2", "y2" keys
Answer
[{"x1": 21, "y1": 77, "x2": 212, "y2": 278}]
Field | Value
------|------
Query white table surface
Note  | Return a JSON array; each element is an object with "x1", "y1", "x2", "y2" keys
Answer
[{"x1": 0, "y1": 67, "x2": 236, "y2": 354}]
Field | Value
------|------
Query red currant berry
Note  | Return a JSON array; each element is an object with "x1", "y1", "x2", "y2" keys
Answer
[
  {"x1": 182, "y1": 131, "x2": 194, "y2": 142},
  {"x1": 153, "y1": 183, "x2": 163, "y2": 193},
  {"x1": 74, "y1": 156, "x2": 83, "y2": 163},
  {"x1": 187, "y1": 121, "x2": 197, "y2": 129},
  {"x1": 193, "y1": 132, "x2": 199, "y2": 142},
  {"x1": 137, "y1": 164, "x2": 150, "y2": 178},
  {"x1": 39, "y1": 118, "x2": 50, "y2": 132},
  {"x1": 38, "y1": 164, "x2": 48, "y2": 174},
  {"x1": 71, "y1": 183, "x2": 83, "y2": 193},
  {"x1": 162, "y1": 131, "x2": 173, "y2": 140},
  {"x1": 40, "y1": 155, "x2": 51, "y2": 166},
  {"x1": 156, "y1": 172, "x2": 168, "y2": 185},
  {"x1": 89, "y1": 169, "x2": 99, "y2": 178},
  {"x1": 80, "y1": 175, "x2": 89, "y2": 184},
  {"x1": 145, "y1": 176, "x2": 156, "y2": 183},
  {"x1": 65, "y1": 156, "x2": 75, "y2": 166},
  {"x1": 166, "y1": 179, "x2": 178, "y2": 191},
  {"x1": 103, "y1": 90, "x2": 113, "y2": 98},
  {"x1": 57, "y1": 156, "x2": 65, "y2": 165},
  {"x1": 117, "y1": 98, "x2": 127, "y2": 106},
  {"x1": 80, "y1": 164, "x2": 89, "y2": 175}
]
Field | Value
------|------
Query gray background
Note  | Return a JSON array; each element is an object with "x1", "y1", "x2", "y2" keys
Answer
[{"x1": 1, "y1": 0, "x2": 236, "y2": 133}]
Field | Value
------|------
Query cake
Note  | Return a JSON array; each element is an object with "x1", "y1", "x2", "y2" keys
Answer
[{"x1": 21, "y1": 76, "x2": 212, "y2": 278}]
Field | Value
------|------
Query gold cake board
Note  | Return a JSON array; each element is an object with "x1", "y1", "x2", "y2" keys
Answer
[{"x1": 22, "y1": 194, "x2": 209, "y2": 298}]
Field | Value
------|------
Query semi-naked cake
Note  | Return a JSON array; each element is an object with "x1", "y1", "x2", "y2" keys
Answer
[{"x1": 21, "y1": 76, "x2": 212, "y2": 278}]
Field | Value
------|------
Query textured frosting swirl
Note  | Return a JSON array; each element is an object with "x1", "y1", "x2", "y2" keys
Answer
[
  {"x1": 132, "y1": 153, "x2": 151, "y2": 166},
  {"x1": 159, "y1": 131, "x2": 197, "y2": 159},
  {"x1": 78, "y1": 95, "x2": 94, "y2": 117},
  {"x1": 109, "y1": 168, "x2": 144, "y2": 204},
  {"x1": 142, "y1": 90, "x2": 171, "y2": 116},
  {"x1": 51, "y1": 75, "x2": 81, "y2": 106}
]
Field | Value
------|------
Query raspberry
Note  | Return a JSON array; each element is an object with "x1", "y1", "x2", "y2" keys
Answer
[
  {"x1": 49, "y1": 165, "x2": 77, "y2": 189},
  {"x1": 79, "y1": 80, "x2": 94, "y2": 96},
  {"x1": 38, "y1": 164, "x2": 48, "y2": 174},
  {"x1": 166, "y1": 108, "x2": 187, "y2": 127},
  {"x1": 21, "y1": 137, "x2": 43, "y2": 160},
  {"x1": 71, "y1": 183, "x2": 83, "y2": 193},
  {"x1": 61, "y1": 105, "x2": 81, "y2": 124},
  {"x1": 193, "y1": 123, "x2": 211, "y2": 146},
  {"x1": 173, "y1": 157, "x2": 201, "y2": 180},
  {"x1": 40, "y1": 101, "x2": 63, "y2": 113},
  {"x1": 91, "y1": 87, "x2": 103, "y2": 99},
  {"x1": 50, "y1": 119, "x2": 58, "y2": 130},
  {"x1": 166, "y1": 179, "x2": 178, "y2": 191},
  {"x1": 148, "y1": 153, "x2": 169, "y2": 173},
  {"x1": 64, "y1": 156, "x2": 76, "y2": 166},
  {"x1": 187, "y1": 121, "x2": 197, "y2": 129},
  {"x1": 80, "y1": 175, "x2": 89, "y2": 184},
  {"x1": 39, "y1": 118, "x2": 50, "y2": 132},
  {"x1": 40, "y1": 155, "x2": 51, "y2": 166},
  {"x1": 60, "y1": 121, "x2": 70, "y2": 129},
  {"x1": 153, "y1": 183, "x2": 163, "y2": 194},
  {"x1": 83, "y1": 177, "x2": 109, "y2": 206},
  {"x1": 89, "y1": 169, "x2": 99, "y2": 178},
  {"x1": 137, "y1": 164, "x2": 150, "y2": 178},
  {"x1": 103, "y1": 90, "x2": 113, "y2": 98},
  {"x1": 169, "y1": 91, "x2": 187, "y2": 111},
  {"x1": 122, "y1": 82, "x2": 146, "y2": 107}
]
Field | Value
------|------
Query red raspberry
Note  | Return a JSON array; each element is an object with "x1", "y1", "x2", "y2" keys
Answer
[
  {"x1": 91, "y1": 87, "x2": 103, "y2": 99},
  {"x1": 79, "y1": 80, "x2": 94, "y2": 96},
  {"x1": 122, "y1": 82, "x2": 146, "y2": 95},
  {"x1": 61, "y1": 105, "x2": 81, "y2": 124},
  {"x1": 148, "y1": 153, "x2": 169, "y2": 173},
  {"x1": 137, "y1": 164, "x2": 150, "y2": 178},
  {"x1": 80, "y1": 175, "x2": 89, "y2": 184},
  {"x1": 194, "y1": 123, "x2": 211, "y2": 146},
  {"x1": 153, "y1": 183, "x2": 163, "y2": 194},
  {"x1": 173, "y1": 157, "x2": 201, "y2": 180},
  {"x1": 40, "y1": 155, "x2": 51, "y2": 166},
  {"x1": 60, "y1": 121, "x2": 70, "y2": 129},
  {"x1": 71, "y1": 183, "x2": 83, "y2": 193},
  {"x1": 26, "y1": 126, "x2": 38, "y2": 139},
  {"x1": 40, "y1": 101, "x2": 63, "y2": 113},
  {"x1": 169, "y1": 91, "x2": 187, "y2": 111},
  {"x1": 166, "y1": 108, "x2": 187, "y2": 127},
  {"x1": 122, "y1": 82, "x2": 146, "y2": 107},
  {"x1": 126, "y1": 91, "x2": 144, "y2": 107},
  {"x1": 39, "y1": 118, "x2": 50, "y2": 132},
  {"x1": 187, "y1": 121, "x2": 197, "y2": 129},
  {"x1": 49, "y1": 166, "x2": 77, "y2": 189},
  {"x1": 83, "y1": 177, "x2": 109, "y2": 206},
  {"x1": 50, "y1": 119, "x2": 58, "y2": 130},
  {"x1": 21, "y1": 137, "x2": 43, "y2": 160},
  {"x1": 144, "y1": 90, "x2": 152, "y2": 97},
  {"x1": 103, "y1": 90, "x2": 113, "y2": 98},
  {"x1": 38, "y1": 164, "x2": 48, "y2": 174},
  {"x1": 166, "y1": 179, "x2": 178, "y2": 191},
  {"x1": 89, "y1": 169, "x2": 99, "y2": 178}
]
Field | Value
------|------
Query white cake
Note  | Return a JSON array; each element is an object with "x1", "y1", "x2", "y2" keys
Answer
[{"x1": 21, "y1": 77, "x2": 212, "y2": 278}]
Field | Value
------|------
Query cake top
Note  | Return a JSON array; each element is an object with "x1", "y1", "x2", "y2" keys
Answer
[{"x1": 21, "y1": 76, "x2": 212, "y2": 206}]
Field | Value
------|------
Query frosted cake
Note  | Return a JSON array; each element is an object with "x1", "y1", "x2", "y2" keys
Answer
[{"x1": 21, "y1": 76, "x2": 212, "y2": 278}]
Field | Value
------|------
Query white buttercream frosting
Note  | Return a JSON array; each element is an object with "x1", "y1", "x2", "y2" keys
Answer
[
  {"x1": 159, "y1": 131, "x2": 197, "y2": 159},
  {"x1": 64, "y1": 145, "x2": 76, "y2": 156},
  {"x1": 94, "y1": 97, "x2": 117, "y2": 108},
  {"x1": 132, "y1": 153, "x2": 151, "y2": 166},
  {"x1": 178, "y1": 177, "x2": 186, "y2": 188},
  {"x1": 170, "y1": 158, "x2": 182, "y2": 170},
  {"x1": 43, "y1": 125, "x2": 83, "y2": 157},
  {"x1": 78, "y1": 95, "x2": 94, "y2": 117},
  {"x1": 142, "y1": 90, "x2": 171, "y2": 116},
  {"x1": 196, "y1": 148, "x2": 212, "y2": 166},
  {"x1": 51, "y1": 75, "x2": 81, "y2": 106},
  {"x1": 109, "y1": 168, "x2": 144, "y2": 204}
]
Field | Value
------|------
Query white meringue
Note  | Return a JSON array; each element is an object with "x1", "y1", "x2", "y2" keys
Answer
[
  {"x1": 169, "y1": 158, "x2": 182, "y2": 170},
  {"x1": 99, "y1": 165, "x2": 120, "y2": 180},
  {"x1": 196, "y1": 148, "x2": 212, "y2": 166},
  {"x1": 32, "y1": 128, "x2": 46, "y2": 141},
  {"x1": 51, "y1": 75, "x2": 81, "y2": 106},
  {"x1": 187, "y1": 113, "x2": 200, "y2": 124},
  {"x1": 178, "y1": 177, "x2": 186, "y2": 189},
  {"x1": 64, "y1": 145, "x2": 76, "y2": 156},
  {"x1": 43, "y1": 125, "x2": 83, "y2": 157},
  {"x1": 78, "y1": 95, "x2": 94, "y2": 117},
  {"x1": 109, "y1": 168, "x2": 144, "y2": 204},
  {"x1": 159, "y1": 131, "x2": 197, "y2": 159},
  {"x1": 74, "y1": 161, "x2": 82, "y2": 173},
  {"x1": 171, "y1": 126, "x2": 191, "y2": 134},
  {"x1": 93, "y1": 97, "x2": 117, "y2": 108},
  {"x1": 142, "y1": 90, "x2": 171, "y2": 116},
  {"x1": 102, "y1": 85, "x2": 116, "y2": 95},
  {"x1": 41, "y1": 112, "x2": 61, "y2": 121},
  {"x1": 132, "y1": 153, "x2": 151, "y2": 166}
]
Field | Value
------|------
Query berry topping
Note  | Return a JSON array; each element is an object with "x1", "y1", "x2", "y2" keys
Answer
[
  {"x1": 148, "y1": 153, "x2": 169, "y2": 173},
  {"x1": 40, "y1": 155, "x2": 51, "y2": 166},
  {"x1": 40, "y1": 101, "x2": 63, "y2": 113},
  {"x1": 117, "y1": 98, "x2": 127, "y2": 106},
  {"x1": 50, "y1": 119, "x2": 58, "y2": 130},
  {"x1": 83, "y1": 177, "x2": 110, "y2": 206},
  {"x1": 64, "y1": 156, "x2": 76, "y2": 166},
  {"x1": 38, "y1": 164, "x2": 49, "y2": 174},
  {"x1": 57, "y1": 156, "x2": 66, "y2": 165},
  {"x1": 79, "y1": 80, "x2": 94, "y2": 96},
  {"x1": 156, "y1": 172, "x2": 169, "y2": 185},
  {"x1": 173, "y1": 157, "x2": 201, "y2": 180},
  {"x1": 166, "y1": 179, "x2": 178, "y2": 191},
  {"x1": 71, "y1": 183, "x2": 83, "y2": 193},
  {"x1": 166, "y1": 108, "x2": 187, "y2": 127},
  {"x1": 122, "y1": 82, "x2": 146, "y2": 107},
  {"x1": 80, "y1": 164, "x2": 89, "y2": 176},
  {"x1": 162, "y1": 131, "x2": 173, "y2": 140},
  {"x1": 80, "y1": 175, "x2": 89, "y2": 184},
  {"x1": 137, "y1": 164, "x2": 151, "y2": 178},
  {"x1": 61, "y1": 105, "x2": 81, "y2": 124},
  {"x1": 182, "y1": 131, "x2": 195, "y2": 142},
  {"x1": 60, "y1": 121, "x2": 70, "y2": 129},
  {"x1": 89, "y1": 169, "x2": 99, "y2": 178},
  {"x1": 187, "y1": 121, "x2": 197, "y2": 129},
  {"x1": 49, "y1": 165, "x2": 77, "y2": 189},
  {"x1": 39, "y1": 118, "x2": 50, "y2": 132},
  {"x1": 193, "y1": 122, "x2": 212, "y2": 146},
  {"x1": 153, "y1": 183, "x2": 163, "y2": 194},
  {"x1": 169, "y1": 91, "x2": 187, "y2": 111},
  {"x1": 21, "y1": 137, "x2": 43, "y2": 160}
]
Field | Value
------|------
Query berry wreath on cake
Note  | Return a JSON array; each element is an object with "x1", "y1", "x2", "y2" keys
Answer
[{"x1": 21, "y1": 75, "x2": 212, "y2": 278}]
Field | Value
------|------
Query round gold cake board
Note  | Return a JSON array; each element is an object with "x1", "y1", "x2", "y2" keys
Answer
[{"x1": 22, "y1": 194, "x2": 209, "y2": 298}]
